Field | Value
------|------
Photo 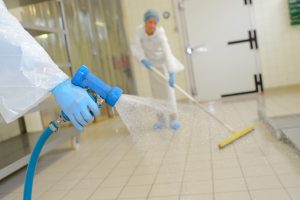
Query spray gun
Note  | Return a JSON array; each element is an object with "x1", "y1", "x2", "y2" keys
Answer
[
  {"x1": 52, "y1": 65, "x2": 123, "y2": 128},
  {"x1": 23, "y1": 65, "x2": 123, "y2": 200}
]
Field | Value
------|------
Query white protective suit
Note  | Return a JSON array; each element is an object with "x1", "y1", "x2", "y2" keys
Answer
[
  {"x1": 0, "y1": 1, "x2": 68, "y2": 123},
  {"x1": 131, "y1": 25, "x2": 184, "y2": 114}
]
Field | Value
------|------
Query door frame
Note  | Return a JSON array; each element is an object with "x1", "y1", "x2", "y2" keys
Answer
[{"x1": 173, "y1": 0, "x2": 198, "y2": 96}]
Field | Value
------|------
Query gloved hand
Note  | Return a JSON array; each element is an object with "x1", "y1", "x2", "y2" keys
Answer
[
  {"x1": 51, "y1": 80, "x2": 100, "y2": 132},
  {"x1": 141, "y1": 59, "x2": 153, "y2": 70},
  {"x1": 169, "y1": 72, "x2": 175, "y2": 88}
]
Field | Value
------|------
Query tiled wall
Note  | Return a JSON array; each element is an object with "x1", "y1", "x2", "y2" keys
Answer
[
  {"x1": 254, "y1": 0, "x2": 300, "y2": 88},
  {"x1": 120, "y1": 0, "x2": 189, "y2": 99}
]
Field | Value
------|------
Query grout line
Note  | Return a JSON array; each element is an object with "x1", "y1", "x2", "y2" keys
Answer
[
  {"x1": 208, "y1": 114, "x2": 216, "y2": 200},
  {"x1": 54, "y1": 136, "x2": 126, "y2": 200},
  {"x1": 251, "y1": 126, "x2": 295, "y2": 200},
  {"x1": 178, "y1": 110, "x2": 199, "y2": 200},
  {"x1": 85, "y1": 138, "x2": 138, "y2": 200},
  {"x1": 32, "y1": 138, "x2": 122, "y2": 199},
  {"x1": 145, "y1": 132, "x2": 177, "y2": 199},
  {"x1": 232, "y1": 100, "x2": 293, "y2": 200},
  {"x1": 114, "y1": 147, "x2": 149, "y2": 199},
  {"x1": 230, "y1": 101, "x2": 257, "y2": 200}
]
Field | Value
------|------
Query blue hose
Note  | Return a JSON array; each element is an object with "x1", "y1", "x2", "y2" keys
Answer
[
  {"x1": 23, "y1": 93, "x2": 99, "y2": 200},
  {"x1": 23, "y1": 122, "x2": 57, "y2": 200},
  {"x1": 22, "y1": 65, "x2": 123, "y2": 200}
]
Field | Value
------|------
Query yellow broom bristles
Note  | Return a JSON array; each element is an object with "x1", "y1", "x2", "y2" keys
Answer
[{"x1": 218, "y1": 125, "x2": 255, "y2": 149}]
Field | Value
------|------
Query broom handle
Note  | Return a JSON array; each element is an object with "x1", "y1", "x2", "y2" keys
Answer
[{"x1": 151, "y1": 67, "x2": 235, "y2": 132}]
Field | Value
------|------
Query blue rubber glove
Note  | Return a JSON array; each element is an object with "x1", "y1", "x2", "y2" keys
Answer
[
  {"x1": 141, "y1": 59, "x2": 153, "y2": 70},
  {"x1": 169, "y1": 72, "x2": 175, "y2": 88},
  {"x1": 51, "y1": 80, "x2": 100, "y2": 132}
]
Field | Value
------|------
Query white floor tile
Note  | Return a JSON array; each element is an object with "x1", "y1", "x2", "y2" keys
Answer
[
  {"x1": 246, "y1": 176, "x2": 282, "y2": 190},
  {"x1": 181, "y1": 180, "x2": 213, "y2": 195},
  {"x1": 214, "y1": 178, "x2": 247, "y2": 193},
  {"x1": 215, "y1": 191, "x2": 251, "y2": 200},
  {"x1": 250, "y1": 189, "x2": 291, "y2": 200},
  {"x1": 149, "y1": 183, "x2": 181, "y2": 197},
  {"x1": 180, "y1": 194, "x2": 213, "y2": 200},
  {"x1": 61, "y1": 189, "x2": 94, "y2": 200},
  {"x1": 287, "y1": 187, "x2": 300, "y2": 200},
  {"x1": 278, "y1": 173, "x2": 300, "y2": 188},
  {"x1": 118, "y1": 185, "x2": 152, "y2": 199},
  {"x1": 89, "y1": 187, "x2": 122, "y2": 200},
  {"x1": 213, "y1": 168, "x2": 243, "y2": 180}
]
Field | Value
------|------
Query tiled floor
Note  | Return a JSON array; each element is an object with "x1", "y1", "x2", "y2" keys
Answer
[
  {"x1": 258, "y1": 85, "x2": 300, "y2": 117},
  {"x1": 257, "y1": 85, "x2": 300, "y2": 150},
  {"x1": 0, "y1": 90, "x2": 300, "y2": 200}
]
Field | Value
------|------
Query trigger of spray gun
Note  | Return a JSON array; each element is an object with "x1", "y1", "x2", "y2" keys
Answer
[
  {"x1": 86, "y1": 88, "x2": 105, "y2": 108},
  {"x1": 50, "y1": 65, "x2": 123, "y2": 132}
]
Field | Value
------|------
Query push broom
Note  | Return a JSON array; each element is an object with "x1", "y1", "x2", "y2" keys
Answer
[{"x1": 151, "y1": 67, "x2": 255, "y2": 148}]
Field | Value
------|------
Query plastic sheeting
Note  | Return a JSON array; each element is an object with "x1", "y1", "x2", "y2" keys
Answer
[{"x1": 0, "y1": 1, "x2": 68, "y2": 123}]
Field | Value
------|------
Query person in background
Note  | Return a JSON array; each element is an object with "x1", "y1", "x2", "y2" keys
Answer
[{"x1": 131, "y1": 9, "x2": 184, "y2": 130}]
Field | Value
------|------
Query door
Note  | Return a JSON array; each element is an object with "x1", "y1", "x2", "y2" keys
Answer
[{"x1": 180, "y1": 0, "x2": 260, "y2": 101}]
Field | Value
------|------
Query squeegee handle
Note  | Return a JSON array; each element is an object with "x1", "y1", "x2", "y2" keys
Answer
[{"x1": 151, "y1": 67, "x2": 235, "y2": 132}]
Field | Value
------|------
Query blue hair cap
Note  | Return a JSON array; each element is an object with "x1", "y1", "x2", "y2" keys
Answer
[{"x1": 144, "y1": 9, "x2": 160, "y2": 22}]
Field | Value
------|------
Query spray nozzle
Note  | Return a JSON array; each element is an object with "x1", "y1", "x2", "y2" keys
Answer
[
  {"x1": 72, "y1": 65, "x2": 123, "y2": 107},
  {"x1": 57, "y1": 65, "x2": 123, "y2": 125}
]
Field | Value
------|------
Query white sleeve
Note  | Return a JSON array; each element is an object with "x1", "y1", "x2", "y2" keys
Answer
[
  {"x1": 0, "y1": 2, "x2": 68, "y2": 123},
  {"x1": 130, "y1": 27, "x2": 146, "y2": 62},
  {"x1": 0, "y1": 0, "x2": 4, "y2": 7},
  {"x1": 158, "y1": 27, "x2": 176, "y2": 72}
]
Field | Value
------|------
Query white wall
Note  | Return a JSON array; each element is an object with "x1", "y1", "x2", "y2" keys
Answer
[
  {"x1": 120, "y1": 0, "x2": 189, "y2": 99},
  {"x1": 24, "y1": 112, "x2": 44, "y2": 132},
  {"x1": 254, "y1": 0, "x2": 300, "y2": 88},
  {"x1": 0, "y1": 121, "x2": 20, "y2": 142},
  {"x1": 0, "y1": 111, "x2": 43, "y2": 143}
]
